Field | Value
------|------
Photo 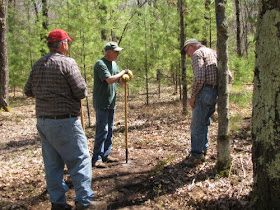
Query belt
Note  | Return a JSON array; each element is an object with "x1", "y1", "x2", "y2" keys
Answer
[
  {"x1": 38, "y1": 114, "x2": 76, "y2": 119},
  {"x1": 204, "y1": 84, "x2": 218, "y2": 89}
]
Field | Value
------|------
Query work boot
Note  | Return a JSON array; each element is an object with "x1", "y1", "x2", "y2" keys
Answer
[
  {"x1": 102, "y1": 156, "x2": 118, "y2": 163},
  {"x1": 184, "y1": 154, "x2": 205, "y2": 168},
  {"x1": 75, "y1": 201, "x2": 107, "y2": 210},
  {"x1": 51, "y1": 203, "x2": 73, "y2": 210},
  {"x1": 92, "y1": 161, "x2": 107, "y2": 168}
]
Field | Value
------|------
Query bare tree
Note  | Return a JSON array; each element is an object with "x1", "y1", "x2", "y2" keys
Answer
[
  {"x1": 99, "y1": 4, "x2": 107, "y2": 41},
  {"x1": 178, "y1": 0, "x2": 187, "y2": 115},
  {"x1": 144, "y1": 14, "x2": 149, "y2": 105},
  {"x1": 42, "y1": 0, "x2": 48, "y2": 30},
  {"x1": 252, "y1": 1, "x2": 280, "y2": 208},
  {"x1": 40, "y1": 0, "x2": 48, "y2": 55},
  {"x1": 0, "y1": 0, "x2": 9, "y2": 111},
  {"x1": 215, "y1": 0, "x2": 231, "y2": 171},
  {"x1": 204, "y1": 0, "x2": 212, "y2": 47},
  {"x1": 235, "y1": 0, "x2": 242, "y2": 56}
]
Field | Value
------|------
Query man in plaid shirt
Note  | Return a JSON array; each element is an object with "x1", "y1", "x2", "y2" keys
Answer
[
  {"x1": 182, "y1": 38, "x2": 218, "y2": 167},
  {"x1": 24, "y1": 29, "x2": 105, "y2": 210}
]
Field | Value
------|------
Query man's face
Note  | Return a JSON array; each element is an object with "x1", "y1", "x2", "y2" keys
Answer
[
  {"x1": 184, "y1": 44, "x2": 192, "y2": 58},
  {"x1": 111, "y1": 50, "x2": 120, "y2": 61},
  {"x1": 62, "y1": 40, "x2": 69, "y2": 55}
]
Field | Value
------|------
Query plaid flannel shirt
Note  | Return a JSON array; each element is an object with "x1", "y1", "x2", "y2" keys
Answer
[
  {"x1": 191, "y1": 46, "x2": 218, "y2": 99},
  {"x1": 24, "y1": 52, "x2": 87, "y2": 117}
]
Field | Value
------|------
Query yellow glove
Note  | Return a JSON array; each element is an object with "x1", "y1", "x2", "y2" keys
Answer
[
  {"x1": 122, "y1": 74, "x2": 130, "y2": 82},
  {"x1": 127, "y1": 70, "x2": 133, "y2": 79},
  {"x1": 122, "y1": 69, "x2": 133, "y2": 82}
]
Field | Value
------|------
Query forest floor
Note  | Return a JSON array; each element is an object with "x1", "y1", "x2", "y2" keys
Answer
[{"x1": 0, "y1": 84, "x2": 253, "y2": 210}]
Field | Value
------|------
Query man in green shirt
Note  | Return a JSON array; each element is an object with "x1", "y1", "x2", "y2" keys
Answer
[{"x1": 92, "y1": 42, "x2": 131, "y2": 168}]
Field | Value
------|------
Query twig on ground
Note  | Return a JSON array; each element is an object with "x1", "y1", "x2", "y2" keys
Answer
[
  {"x1": 228, "y1": 158, "x2": 234, "y2": 178},
  {"x1": 188, "y1": 178, "x2": 196, "y2": 191},
  {"x1": 240, "y1": 157, "x2": 246, "y2": 178}
]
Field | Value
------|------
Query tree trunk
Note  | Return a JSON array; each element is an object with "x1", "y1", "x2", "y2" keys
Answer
[
  {"x1": 157, "y1": 69, "x2": 161, "y2": 98},
  {"x1": 42, "y1": 0, "x2": 48, "y2": 30},
  {"x1": 144, "y1": 14, "x2": 149, "y2": 105},
  {"x1": 178, "y1": 0, "x2": 187, "y2": 115},
  {"x1": 81, "y1": 32, "x2": 91, "y2": 128},
  {"x1": 215, "y1": 0, "x2": 231, "y2": 171},
  {"x1": 178, "y1": 59, "x2": 182, "y2": 100},
  {"x1": 0, "y1": 0, "x2": 9, "y2": 111},
  {"x1": 203, "y1": 0, "x2": 210, "y2": 47},
  {"x1": 40, "y1": 0, "x2": 48, "y2": 55},
  {"x1": 235, "y1": 0, "x2": 242, "y2": 56},
  {"x1": 252, "y1": 1, "x2": 280, "y2": 208},
  {"x1": 31, "y1": 0, "x2": 39, "y2": 23},
  {"x1": 99, "y1": 4, "x2": 107, "y2": 41}
]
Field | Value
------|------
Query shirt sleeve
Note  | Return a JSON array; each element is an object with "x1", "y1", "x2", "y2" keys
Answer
[
  {"x1": 191, "y1": 51, "x2": 205, "y2": 99},
  {"x1": 64, "y1": 59, "x2": 87, "y2": 100},
  {"x1": 96, "y1": 61, "x2": 111, "y2": 81},
  {"x1": 24, "y1": 71, "x2": 34, "y2": 97}
]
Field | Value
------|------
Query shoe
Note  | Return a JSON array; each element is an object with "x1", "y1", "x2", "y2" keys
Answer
[
  {"x1": 102, "y1": 156, "x2": 118, "y2": 163},
  {"x1": 204, "y1": 149, "x2": 208, "y2": 156},
  {"x1": 184, "y1": 154, "x2": 205, "y2": 167},
  {"x1": 92, "y1": 161, "x2": 107, "y2": 168},
  {"x1": 52, "y1": 203, "x2": 73, "y2": 210},
  {"x1": 75, "y1": 201, "x2": 107, "y2": 210}
]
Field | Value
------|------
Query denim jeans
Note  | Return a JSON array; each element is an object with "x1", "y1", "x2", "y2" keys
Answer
[
  {"x1": 92, "y1": 109, "x2": 115, "y2": 163},
  {"x1": 37, "y1": 117, "x2": 94, "y2": 206},
  {"x1": 190, "y1": 87, "x2": 218, "y2": 157}
]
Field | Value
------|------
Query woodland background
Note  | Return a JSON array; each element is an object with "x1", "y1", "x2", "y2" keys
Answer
[
  {"x1": 5, "y1": 0, "x2": 256, "y2": 96},
  {"x1": 2, "y1": 0, "x2": 277, "y2": 209}
]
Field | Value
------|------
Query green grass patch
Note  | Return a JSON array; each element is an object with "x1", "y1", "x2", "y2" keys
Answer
[
  {"x1": 9, "y1": 96, "x2": 31, "y2": 107},
  {"x1": 229, "y1": 45, "x2": 255, "y2": 85},
  {"x1": 230, "y1": 114, "x2": 244, "y2": 133},
  {"x1": 230, "y1": 85, "x2": 252, "y2": 108}
]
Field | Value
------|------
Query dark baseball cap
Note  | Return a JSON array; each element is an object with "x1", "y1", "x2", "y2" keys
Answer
[
  {"x1": 46, "y1": 29, "x2": 74, "y2": 42},
  {"x1": 104, "y1": 42, "x2": 123, "y2": 51}
]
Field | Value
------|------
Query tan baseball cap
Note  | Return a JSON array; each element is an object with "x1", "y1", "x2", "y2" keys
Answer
[{"x1": 181, "y1": 38, "x2": 200, "y2": 53}]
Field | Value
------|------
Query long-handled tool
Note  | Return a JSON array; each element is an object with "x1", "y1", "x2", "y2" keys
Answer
[
  {"x1": 124, "y1": 80, "x2": 128, "y2": 163},
  {"x1": 80, "y1": 100, "x2": 85, "y2": 132}
]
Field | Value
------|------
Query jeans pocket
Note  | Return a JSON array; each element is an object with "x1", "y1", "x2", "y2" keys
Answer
[
  {"x1": 45, "y1": 120, "x2": 74, "y2": 146},
  {"x1": 203, "y1": 94, "x2": 215, "y2": 105}
]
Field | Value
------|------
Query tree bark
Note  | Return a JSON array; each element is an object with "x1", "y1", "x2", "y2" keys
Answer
[
  {"x1": 215, "y1": 0, "x2": 231, "y2": 171},
  {"x1": 252, "y1": 1, "x2": 280, "y2": 208},
  {"x1": 0, "y1": 0, "x2": 9, "y2": 111},
  {"x1": 31, "y1": 0, "x2": 39, "y2": 23},
  {"x1": 99, "y1": 4, "x2": 107, "y2": 41},
  {"x1": 42, "y1": 0, "x2": 48, "y2": 30},
  {"x1": 235, "y1": 0, "x2": 242, "y2": 56},
  {"x1": 178, "y1": 0, "x2": 187, "y2": 115},
  {"x1": 203, "y1": 0, "x2": 211, "y2": 47},
  {"x1": 144, "y1": 14, "x2": 149, "y2": 105},
  {"x1": 40, "y1": 0, "x2": 48, "y2": 55}
]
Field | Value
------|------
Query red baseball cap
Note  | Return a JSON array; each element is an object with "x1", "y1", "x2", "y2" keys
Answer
[{"x1": 46, "y1": 29, "x2": 74, "y2": 42}]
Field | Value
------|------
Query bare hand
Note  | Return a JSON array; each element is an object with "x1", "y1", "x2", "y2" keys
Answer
[{"x1": 189, "y1": 97, "x2": 195, "y2": 109}]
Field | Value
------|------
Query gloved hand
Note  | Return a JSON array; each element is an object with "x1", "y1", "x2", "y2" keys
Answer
[
  {"x1": 127, "y1": 70, "x2": 133, "y2": 79},
  {"x1": 122, "y1": 74, "x2": 130, "y2": 82},
  {"x1": 122, "y1": 69, "x2": 133, "y2": 82}
]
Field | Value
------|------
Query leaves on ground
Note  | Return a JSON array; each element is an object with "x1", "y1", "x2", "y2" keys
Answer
[{"x1": 0, "y1": 86, "x2": 253, "y2": 209}]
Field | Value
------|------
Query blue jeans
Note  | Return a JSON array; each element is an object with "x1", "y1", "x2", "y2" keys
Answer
[
  {"x1": 190, "y1": 87, "x2": 218, "y2": 157},
  {"x1": 92, "y1": 109, "x2": 115, "y2": 163},
  {"x1": 37, "y1": 117, "x2": 94, "y2": 206}
]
